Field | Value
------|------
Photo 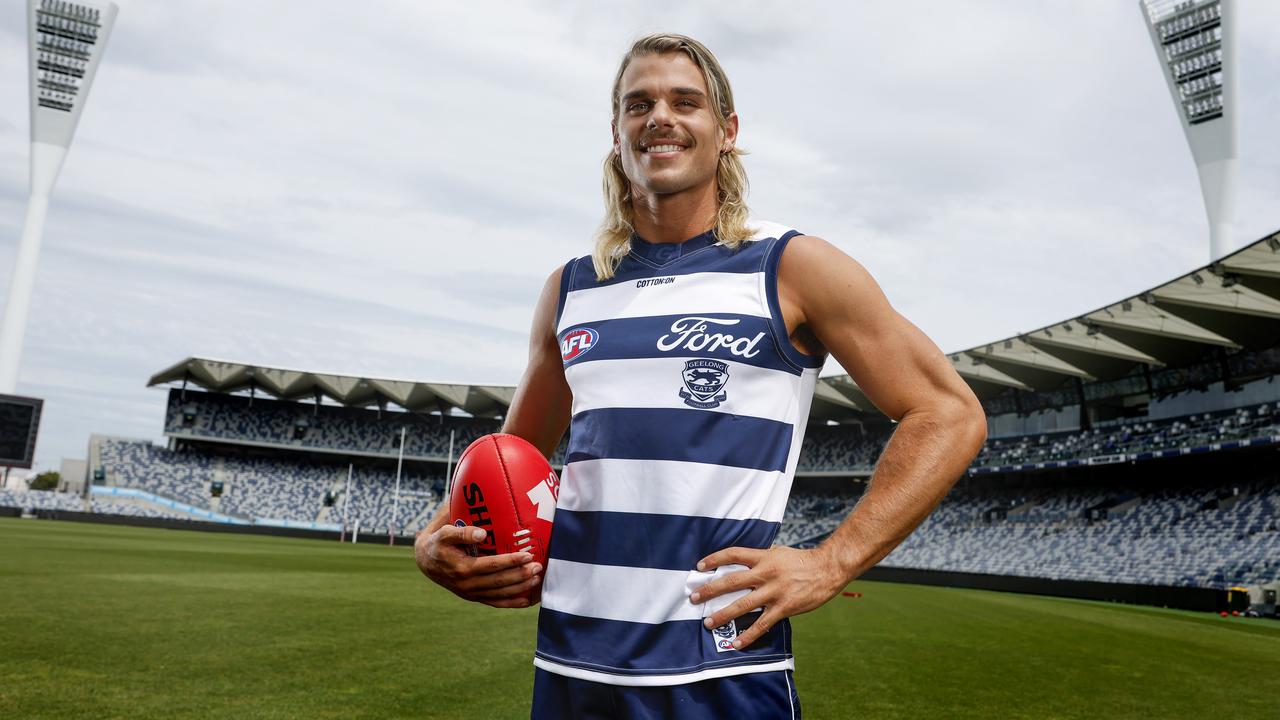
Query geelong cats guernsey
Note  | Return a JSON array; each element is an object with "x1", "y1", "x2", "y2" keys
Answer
[{"x1": 535, "y1": 221, "x2": 824, "y2": 686}]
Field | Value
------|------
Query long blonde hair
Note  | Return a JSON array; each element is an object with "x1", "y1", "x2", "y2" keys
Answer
[{"x1": 593, "y1": 34, "x2": 752, "y2": 280}]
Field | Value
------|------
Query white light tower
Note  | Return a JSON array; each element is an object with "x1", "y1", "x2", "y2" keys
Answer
[
  {"x1": 0, "y1": 0, "x2": 118, "y2": 393},
  {"x1": 1140, "y1": 0, "x2": 1238, "y2": 262}
]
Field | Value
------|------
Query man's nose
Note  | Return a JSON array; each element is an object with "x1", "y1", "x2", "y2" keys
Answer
[{"x1": 647, "y1": 99, "x2": 677, "y2": 129}]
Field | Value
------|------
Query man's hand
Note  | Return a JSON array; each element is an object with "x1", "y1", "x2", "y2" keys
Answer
[
  {"x1": 414, "y1": 523, "x2": 543, "y2": 609},
  {"x1": 690, "y1": 544, "x2": 852, "y2": 650}
]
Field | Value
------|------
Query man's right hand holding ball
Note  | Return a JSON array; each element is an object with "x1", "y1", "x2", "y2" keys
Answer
[{"x1": 414, "y1": 522, "x2": 543, "y2": 608}]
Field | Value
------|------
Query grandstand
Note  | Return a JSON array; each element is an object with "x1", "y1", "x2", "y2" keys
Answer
[
  {"x1": 161, "y1": 388, "x2": 501, "y2": 463},
  {"x1": 779, "y1": 460, "x2": 1280, "y2": 591},
  {"x1": 85, "y1": 433, "x2": 445, "y2": 535},
  {"x1": 4, "y1": 229, "x2": 1279, "y2": 611}
]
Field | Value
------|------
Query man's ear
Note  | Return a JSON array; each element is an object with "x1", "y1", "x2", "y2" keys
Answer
[
  {"x1": 721, "y1": 112, "x2": 739, "y2": 153},
  {"x1": 612, "y1": 120, "x2": 621, "y2": 155}
]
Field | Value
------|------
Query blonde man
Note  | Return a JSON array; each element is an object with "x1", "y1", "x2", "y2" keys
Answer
[{"x1": 417, "y1": 33, "x2": 987, "y2": 719}]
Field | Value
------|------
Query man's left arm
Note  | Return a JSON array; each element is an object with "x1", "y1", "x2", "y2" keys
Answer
[{"x1": 692, "y1": 235, "x2": 988, "y2": 649}]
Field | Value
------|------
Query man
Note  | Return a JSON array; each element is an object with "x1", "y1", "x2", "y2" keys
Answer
[{"x1": 416, "y1": 33, "x2": 987, "y2": 718}]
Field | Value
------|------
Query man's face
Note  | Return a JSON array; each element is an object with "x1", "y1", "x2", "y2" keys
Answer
[{"x1": 613, "y1": 52, "x2": 737, "y2": 199}]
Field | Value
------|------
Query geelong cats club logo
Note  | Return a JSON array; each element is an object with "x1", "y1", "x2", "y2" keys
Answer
[
  {"x1": 711, "y1": 619, "x2": 738, "y2": 652},
  {"x1": 680, "y1": 359, "x2": 730, "y2": 409}
]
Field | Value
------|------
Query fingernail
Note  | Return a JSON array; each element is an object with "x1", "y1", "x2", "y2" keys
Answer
[
  {"x1": 696, "y1": 561, "x2": 706, "y2": 571},
  {"x1": 471, "y1": 528, "x2": 486, "y2": 541},
  {"x1": 531, "y1": 575, "x2": 541, "y2": 586},
  {"x1": 530, "y1": 563, "x2": 543, "y2": 575},
  {"x1": 689, "y1": 592, "x2": 700, "y2": 603},
  {"x1": 732, "y1": 640, "x2": 741, "y2": 649},
  {"x1": 703, "y1": 618, "x2": 713, "y2": 628}
]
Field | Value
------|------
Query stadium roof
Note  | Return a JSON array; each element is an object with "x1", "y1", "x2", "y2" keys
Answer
[
  {"x1": 149, "y1": 354, "x2": 868, "y2": 422},
  {"x1": 148, "y1": 359, "x2": 515, "y2": 418},
  {"x1": 150, "y1": 228, "x2": 1280, "y2": 423},
  {"x1": 908, "y1": 227, "x2": 1280, "y2": 406}
]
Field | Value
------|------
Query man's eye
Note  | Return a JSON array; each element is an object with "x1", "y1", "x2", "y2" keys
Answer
[
  {"x1": 628, "y1": 102, "x2": 650, "y2": 112},
  {"x1": 677, "y1": 100, "x2": 696, "y2": 107}
]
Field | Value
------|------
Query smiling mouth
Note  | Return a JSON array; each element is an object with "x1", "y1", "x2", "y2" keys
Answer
[{"x1": 644, "y1": 144, "x2": 685, "y2": 153}]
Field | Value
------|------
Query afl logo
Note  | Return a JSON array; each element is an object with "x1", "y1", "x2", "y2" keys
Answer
[
  {"x1": 560, "y1": 328, "x2": 599, "y2": 363},
  {"x1": 453, "y1": 519, "x2": 477, "y2": 557}
]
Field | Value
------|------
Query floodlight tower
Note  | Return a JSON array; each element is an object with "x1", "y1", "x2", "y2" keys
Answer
[
  {"x1": 1139, "y1": 0, "x2": 1238, "y2": 262},
  {"x1": 0, "y1": 0, "x2": 118, "y2": 393}
]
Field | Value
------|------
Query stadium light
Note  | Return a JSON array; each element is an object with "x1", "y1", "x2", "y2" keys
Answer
[
  {"x1": 1139, "y1": 0, "x2": 1238, "y2": 262},
  {"x1": 0, "y1": 0, "x2": 118, "y2": 393}
]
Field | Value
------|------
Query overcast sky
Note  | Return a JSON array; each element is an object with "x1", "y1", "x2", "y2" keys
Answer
[{"x1": 1, "y1": 0, "x2": 1278, "y2": 472}]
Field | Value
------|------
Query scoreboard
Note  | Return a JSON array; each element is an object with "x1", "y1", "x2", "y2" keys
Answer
[{"x1": 0, "y1": 394, "x2": 43, "y2": 469}]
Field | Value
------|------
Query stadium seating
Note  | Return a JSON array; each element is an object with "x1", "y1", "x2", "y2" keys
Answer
[
  {"x1": 89, "y1": 499, "x2": 188, "y2": 520},
  {"x1": 62, "y1": 389, "x2": 1280, "y2": 593},
  {"x1": 331, "y1": 467, "x2": 440, "y2": 535},
  {"x1": 164, "y1": 390, "x2": 516, "y2": 462},
  {"x1": 798, "y1": 402, "x2": 1280, "y2": 474},
  {"x1": 797, "y1": 425, "x2": 889, "y2": 472},
  {"x1": 0, "y1": 488, "x2": 84, "y2": 513},
  {"x1": 81, "y1": 430, "x2": 1279, "y2": 591},
  {"x1": 775, "y1": 491, "x2": 859, "y2": 547},
  {"x1": 781, "y1": 478, "x2": 1280, "y2": 590},
  {"x1": 99, "y1": 438, "x2": 217, "y2": 509},
  {"x1": 974, "y1": 403, "x2": 1280, "y2": 470},
  {"x1": 160, "y1": 391, "x2": 1280, "y2": 477},
  {"x1": 95, "y1": 437, "x2": 441, "y2": 534},
  {"x1": 217, "y1": 456, "x2": 338, "y2": 522}
]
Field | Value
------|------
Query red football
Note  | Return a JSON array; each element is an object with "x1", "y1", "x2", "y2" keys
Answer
[{"x1": 448, "y1": 433, "x2": 559, "y2": 602}]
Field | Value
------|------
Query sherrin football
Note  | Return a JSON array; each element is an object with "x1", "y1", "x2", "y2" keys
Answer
[{"x1": 448, "y1": 433, "x2": 560, "y2": 603}]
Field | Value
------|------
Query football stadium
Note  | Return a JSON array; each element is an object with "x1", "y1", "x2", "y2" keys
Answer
[
  {"x1": 3, "y1": 1, "x2": 1279, "y2": 718},
  {"x1": 6, "y1": 251, "x2": 1280, "y2": 716}
]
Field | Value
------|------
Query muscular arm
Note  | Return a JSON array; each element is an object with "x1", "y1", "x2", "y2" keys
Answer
[
  {"x1": 785, "y1": 236, "x2": 987, "y2": 576},
  {"x1": 414, "y1": 266, "x2": 571, "y2": 606},
  {"x1": 694, "y1": 235, "x2": 987, "y2": 647},
  {"x1": 420, "y1": 267, "x2": 571, "y2": 533},
  {"x1": 502, "y1": 267, "x2": 573, "y2": 457}
]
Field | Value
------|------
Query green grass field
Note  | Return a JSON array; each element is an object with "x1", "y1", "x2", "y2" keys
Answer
[{"x1": 1, "y1": 518, "x2": 1276, "y2": 719}]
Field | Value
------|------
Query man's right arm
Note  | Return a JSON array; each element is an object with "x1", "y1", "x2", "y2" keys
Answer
[
  {"x1": 413, "y1": 265, "x2": 571, "y2": 607},
  {"x1": 501, "y1": 265, "x2": 573, "y2": 456}
]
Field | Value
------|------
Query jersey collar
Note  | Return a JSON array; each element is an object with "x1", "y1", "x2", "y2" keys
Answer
[{"x1": 629, "y1": 229, "x2": 719, "y2": 265}]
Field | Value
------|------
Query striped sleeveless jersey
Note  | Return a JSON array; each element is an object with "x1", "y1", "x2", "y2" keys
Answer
[{"x1": 534, "y1": 221, "x2": 824, "y2": 686}]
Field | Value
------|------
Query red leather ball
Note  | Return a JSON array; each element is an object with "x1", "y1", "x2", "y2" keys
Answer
[{"x1": 448, "y1": 433, "x2": 559, "y2": 602}]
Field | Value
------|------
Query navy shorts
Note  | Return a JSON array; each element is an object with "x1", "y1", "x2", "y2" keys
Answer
[{"x1": 530, "y1": 668, "x2": 801, "y2": 719}]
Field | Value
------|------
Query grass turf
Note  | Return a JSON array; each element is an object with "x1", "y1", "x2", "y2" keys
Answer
[{"x1": 0, "y1": 518, "x2": 1276, "y2": 719}]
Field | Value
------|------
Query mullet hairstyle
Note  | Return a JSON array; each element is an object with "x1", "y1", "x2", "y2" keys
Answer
[{"x1": 592, "y1": 33, "x2": 752, "y2": 280}]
